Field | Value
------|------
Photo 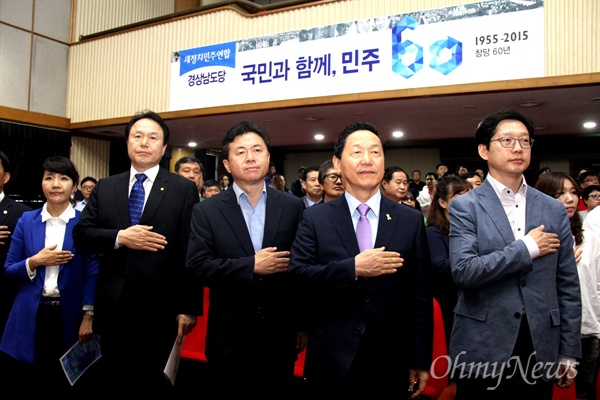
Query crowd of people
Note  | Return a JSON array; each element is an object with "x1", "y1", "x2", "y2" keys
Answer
[{"x1": 0, "y1": 108, "x2": 598, "y2": 399}]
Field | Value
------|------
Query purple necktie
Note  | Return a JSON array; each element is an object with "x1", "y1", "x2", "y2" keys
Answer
[{"x1": 356, "y1": 204, "x2": 372, "y2": 252}]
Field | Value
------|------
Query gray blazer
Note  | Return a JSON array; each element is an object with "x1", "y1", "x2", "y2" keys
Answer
[{"x1": 448, "y1": 179, "x2": 581, "y2": 378}]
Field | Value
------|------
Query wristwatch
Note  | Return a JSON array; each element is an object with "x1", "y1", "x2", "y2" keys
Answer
[{"x1": 83, "y1": 310, "x2": 95, "y2": 316}]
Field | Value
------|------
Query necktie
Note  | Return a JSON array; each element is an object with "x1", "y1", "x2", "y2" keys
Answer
[
  {"x1": 356, "y1": 204, "x2": 372, "y2": 252},
  {"x1": 129, "y1": 173, "x2": 147, "y2": 226}
]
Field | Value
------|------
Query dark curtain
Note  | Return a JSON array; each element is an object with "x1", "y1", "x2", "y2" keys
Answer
[{"x1": 0, "y1": 121, "x2": 71, "y2": 209}]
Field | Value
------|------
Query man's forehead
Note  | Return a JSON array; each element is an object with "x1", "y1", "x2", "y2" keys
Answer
[{"x1": 181, "y1": 162, "x2": 200, "y2": 170}]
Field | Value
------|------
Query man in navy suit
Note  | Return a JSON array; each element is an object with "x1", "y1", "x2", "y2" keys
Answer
[
  {"x1": 73, "y1": 111, "x2": 202, "y2": 394},
  {"x1": 448, "y1": 109, "x2": 581, "y2": 399},
  {"x1": 0, "y1": 151, "x2": 32, "y2": 340},
  {"x1": 185, "y1": 121, "x2": 306, "y2": 395},
  {"x1": 289, "y1": 121, "x2": 432, "y2": 396}
]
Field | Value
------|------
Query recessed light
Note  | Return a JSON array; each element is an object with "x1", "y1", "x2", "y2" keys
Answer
[
  {"x1": 583, "y1": 121, "x2": 597, "y2": 129},
  {"x1": 518, "y1": 101, "x2": 541, "y2": 107},
  {"x1": 314, "y1": 134, "x2": 324, "y2": 140},
  {"x1": 534, "y1": 126, "x2": 548, "y2": 130},
  {"x1": 392, "y1": 131, "x2": 404, "y2": 138},
  {"x1": 188, "y1": 142, "x2": 197, "y2": 147}
]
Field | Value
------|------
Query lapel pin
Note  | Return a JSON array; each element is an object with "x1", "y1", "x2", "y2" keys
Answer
[
  {"x1": 386, "y1": 214, "x2": 391, "y2": 220},
  {"x1": 160, "y1": 187, "x2": 164, "y2": 191},
  {"x1": 3, "y1": 210, "x2": 7, "y2": 215}
]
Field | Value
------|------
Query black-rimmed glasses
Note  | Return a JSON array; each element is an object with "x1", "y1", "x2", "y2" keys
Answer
[
  {"x1": 490, "y1": 137, "x2": 534, "y2": 149},
  {"x1": 324, "y1": 173, "x2": 342, "y2": 182}
]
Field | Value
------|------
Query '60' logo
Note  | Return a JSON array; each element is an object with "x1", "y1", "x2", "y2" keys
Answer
[{"x1": 392, "y1": 16, "x2": 463, "y2": 78}]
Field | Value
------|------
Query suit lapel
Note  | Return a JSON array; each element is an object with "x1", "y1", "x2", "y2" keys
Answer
[
  {"x1": 31, "y1": 211, "x2": 46, "y2": 279},
  {"x1": 0, "y1": 197, "x2": 11, "y2": 225},
  {"x1": 263, "y1": 188, "x2": 283, "y2": 248},
  {"x1": 479, "y1": 180, "x2": 515, "y2": 245},
  {"x1": 220, "y1": 189, "x2": 255, "y2": 255},
  {"x1": 374, "y1": 198, "x2": 399, "y2": 248},
  {"x1": 116, "y1": 172, "x2": 131, "y2": 227},
  {"x1": 525, "y1": 187, "x2": 542, "y2": 231},
  {"x1": 141, "y1": 168, "x2": 169, "y2": 223},
  {"x1": 329, "y1": 197, "x2": 360, "y2": 255}
]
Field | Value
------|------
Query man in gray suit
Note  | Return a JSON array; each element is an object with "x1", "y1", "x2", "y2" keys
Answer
[{"x1": 448, "y1": 109, "x2": 581, "y2": 399}]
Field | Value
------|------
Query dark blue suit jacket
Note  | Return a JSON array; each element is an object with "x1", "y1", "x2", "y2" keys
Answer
[
  {"x1": 72, "y1": 167, "x2": 201, "y2": 374},
  {"x1": 185, "y1": 186, "x2": 305, "y2": 378},
  {"x1": 289, "y1": 194, "x2": 432, "y2": 383}
]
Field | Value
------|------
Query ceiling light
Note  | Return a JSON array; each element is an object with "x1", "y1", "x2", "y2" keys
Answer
[
  {"x1": 518, "y1": 101, "x2": 541, "y2": 107},
  {"x1": 188, "y1": 142, "x2": 197, "y2": 147},
  {"x1": 314, "y1": 134, "x2": 324, "y2": 140},
  {"x1": 583, "y1": 121, "x2": 597, "y2": 129},
  {"x1": 392, "y1": 131, "x2": 404, "y2": 138}
]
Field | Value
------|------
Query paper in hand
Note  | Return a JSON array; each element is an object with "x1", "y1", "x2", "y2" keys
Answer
[{"x1": 60, "y1": 334, "x2": 102, "y2": 386}]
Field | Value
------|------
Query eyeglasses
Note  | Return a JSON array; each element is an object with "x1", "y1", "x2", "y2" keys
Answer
[
  {"x1": 490, "y1": 137, "x2": 534, "y2": 149},
  {"x1": 588, "y1": 194, "x2": 600, "y2": 201},
  {"x1": 324, "y1": 173, "x2": 342, "y2": 182},
  {"x1": 82, "y1": 185, "x2": 95, "y2": 191},
  {"x1": 583, "y1": 178, "x2": 599, "y2": 184}
]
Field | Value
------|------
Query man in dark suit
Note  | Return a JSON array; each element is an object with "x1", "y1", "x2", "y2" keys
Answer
[
  {"x1": 0, "y1": 151, "x2": 32, "y2": 341},
  {"x1": 300, "y1": 165, "x2": 323, "y2": 207},
  {"x1": 448, "y1": 109, "x2": 581, "y2": 399},
  {"x1": 289, "y1": 121, "x2": 432, "y2": 396},
  {"x1": 72, "y1": 111, "x2": 202, "y2": 394},
  {"x1": 185, "y1": 120, "x2": 306, "y2": 395}
]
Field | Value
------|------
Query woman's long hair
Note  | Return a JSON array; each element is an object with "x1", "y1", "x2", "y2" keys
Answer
[
  {"x1": 427, "y1": 176, "x2": 471, "y2": 234},
  {"x1": 535, "y1": 171, "x2": 583, "y2": 245}
]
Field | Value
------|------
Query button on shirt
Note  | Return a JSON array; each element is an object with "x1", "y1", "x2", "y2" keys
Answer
[
  {"x1": 26, "y1": 203, "x2": 76, "y2": 298},
  {"x1": 486, "y1": 173, "x2": 539, "y2": 259}
]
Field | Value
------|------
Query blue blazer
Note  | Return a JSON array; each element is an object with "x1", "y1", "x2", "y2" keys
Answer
[
  {"x1": 289, "y1": 194, "x2": 432, "y2": 382},
  {"x1": 448, "y1": 180, "x2": 581, "y2": 376},
  {"x1": 0, "y1": 208, "x2": 99, "y2": 363}
]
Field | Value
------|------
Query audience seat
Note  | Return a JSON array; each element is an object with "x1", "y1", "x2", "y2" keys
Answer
[
  {"x1": 421, "y1": 298, "x2": 450, "y2": 399},
  {"x1": 181, "y1": 287, "x2": 209, "y2": 361},
  {"x1": 184, "y1": 290, "x2": 599, "y2": 400}
]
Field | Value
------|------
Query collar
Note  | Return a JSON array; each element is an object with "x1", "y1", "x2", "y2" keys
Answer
[
  {"x1": 41, "y1": 202, "x2": 75, "y2": 223},
  {"x1": 130, "y1": 164, "x2": 160, "y2": 184},
  {"x1": 231, "y1": 181, "x2": 267, "y2": 205},
  {"x1": 345, "y1": 190, "x2": 381, "y2": 217},
  {"x1": 487, "y1": 173, "x2": 528, "y2": 197}
]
